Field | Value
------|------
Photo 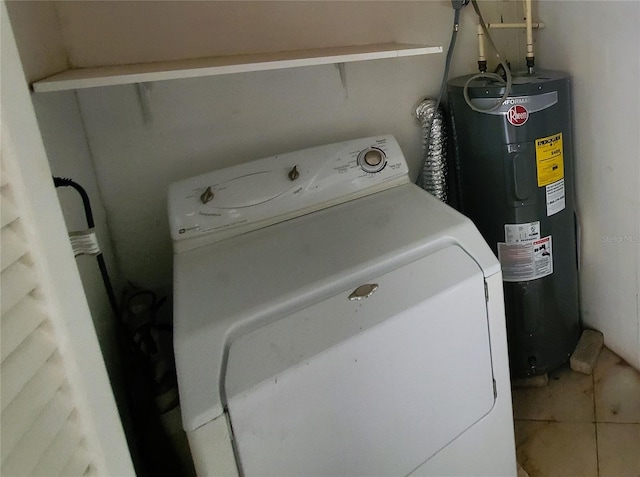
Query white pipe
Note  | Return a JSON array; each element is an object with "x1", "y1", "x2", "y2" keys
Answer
[
  {"x1": 474, "y1": 0, "x2": 541, "y2": 73},
  {"x1": 477, "y1": 24, "x2": 486, "y2": 63},
  {"x1": 525, "y1": 0, "x2": 534, "y2": 72},
  {"x1": 486, "y1": 22, "x2": 545, "y2": 29}
]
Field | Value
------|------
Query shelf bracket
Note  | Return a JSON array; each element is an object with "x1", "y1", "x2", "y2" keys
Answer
[
  {"x1": 136, "y1": 82, "x2": 153, "y2": 125},
  {"x1": 335, "y1": 63, "x2": 348, "y2": 98}
]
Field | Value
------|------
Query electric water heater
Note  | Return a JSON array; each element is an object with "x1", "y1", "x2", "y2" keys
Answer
[{"x1": 448, "y1": 70, "x2": 580, "y2": 378}]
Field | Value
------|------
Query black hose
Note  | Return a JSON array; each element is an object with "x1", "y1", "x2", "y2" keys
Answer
[
  {"x1": 53, "y1": 176, "x2": 120, "y2": 317},
  {"x1": 53, "y1": 177, "x2": 95, "y2": 227},
  {"x1": 436, "y1": 7, "x2": 462, "y2": 109}
]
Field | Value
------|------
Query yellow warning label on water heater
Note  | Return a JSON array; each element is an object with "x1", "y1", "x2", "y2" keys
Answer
[{"x1": 536, "y1": 133, "x2": 564, "y2": 187}]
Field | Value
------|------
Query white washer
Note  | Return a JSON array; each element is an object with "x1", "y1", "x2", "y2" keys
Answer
[{"x1": 169, "y1": 135, "x2": 516, "y2": 477}]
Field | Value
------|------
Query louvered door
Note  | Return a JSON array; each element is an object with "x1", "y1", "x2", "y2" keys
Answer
[
  {"x1": 1, "y1": 3, "x2": 134, "y2": 474},
  {"x1": 1, "y1": 157, "x2": 97, "y2": 475}
]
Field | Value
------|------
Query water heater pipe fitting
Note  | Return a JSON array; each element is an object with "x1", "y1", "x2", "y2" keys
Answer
[{"x1": 486, "y1": 22, "x2": 545, "y2": 29}]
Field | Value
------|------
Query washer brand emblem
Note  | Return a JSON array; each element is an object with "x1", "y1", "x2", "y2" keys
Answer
[{"x1": 507, "y1": 105, "x2": 529, "y2": 126}]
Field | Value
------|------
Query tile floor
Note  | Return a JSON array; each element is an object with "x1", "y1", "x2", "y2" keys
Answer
[{"x1": 512, "y1": 347, "x2": 640, "y2": 477}]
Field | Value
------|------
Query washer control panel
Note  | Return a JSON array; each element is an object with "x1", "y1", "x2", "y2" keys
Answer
[{"x1": 168, "y1": 135, "x2": 410, "y2": 252}]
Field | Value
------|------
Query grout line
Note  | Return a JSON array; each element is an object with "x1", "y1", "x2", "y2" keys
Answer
[
  {"x1": 596, "y1": 420, "x2": 640, "y2": 425},
  {"x1": 511, "y1": 418, "x2": 617, "y2": 424},
  {"x1": 592, "y1": 370, "x2": 599, "y2": 475}
]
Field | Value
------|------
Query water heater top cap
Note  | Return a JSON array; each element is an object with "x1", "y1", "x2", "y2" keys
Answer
[{"x1": 448, "y1": 69, "x2": 569, "y2": 90}]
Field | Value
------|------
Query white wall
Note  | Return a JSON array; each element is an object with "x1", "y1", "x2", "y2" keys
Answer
[
  {"x1": 535, "y1": 1, "x2": 640, "y2": 369},
  {"x1": 54, "y1": 1, "x2": 523, "y2": 294},
  {"x1": 32, "y1": 91, "x2": 124, "y2": 376},
  {"x1": 3, "y1": 1, "x2": 66, "y2": 81}
]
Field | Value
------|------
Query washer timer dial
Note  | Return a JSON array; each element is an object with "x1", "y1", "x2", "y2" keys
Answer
[{"x1": 357, "y1": 147, "x2": 387, "y2": 174}]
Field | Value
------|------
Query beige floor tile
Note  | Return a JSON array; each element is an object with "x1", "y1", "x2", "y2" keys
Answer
[
  {"x1": 594, "y1": 348, "x2": 640, "y2": 423},
  {"x1": 597, "y1": 423, "x2": 640, "y2": 477},
  {"x1": 511, "y1": 364, "x2": 594, "y2": 422},
  {"x1": 517, "y1": 461, "x2": 530, "y2": 477},
  {"x1": 514, "y1": 420, "x2": 597, "y2": 477}
]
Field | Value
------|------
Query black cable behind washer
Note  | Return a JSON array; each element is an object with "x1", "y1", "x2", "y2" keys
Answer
[{"x1": 53, "y1": 176, "x2": 120, "y2": 318}]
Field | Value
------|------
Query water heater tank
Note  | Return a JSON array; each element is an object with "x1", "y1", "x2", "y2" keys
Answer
[{"x1": 447, "y1": 70, "x2": 580, "y2": 378}]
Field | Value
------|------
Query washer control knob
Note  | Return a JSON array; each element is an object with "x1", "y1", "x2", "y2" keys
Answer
[
  {"x1": 364, "y1": 150, "x2": 383, "y2": 166},
  {"x1": 288, "y1": 165, "x2": 300, "y2": 181},
  {"x1": 357, "y1": 147, "x2": 387, "y2": 173},
  {"x1": 200, "y1": 186, "x2": 214, "y2": 204}
]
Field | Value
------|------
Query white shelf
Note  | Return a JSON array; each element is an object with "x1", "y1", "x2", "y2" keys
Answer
[{"x1": 32, "y1": 43, "x2": 442, "y2": 93}]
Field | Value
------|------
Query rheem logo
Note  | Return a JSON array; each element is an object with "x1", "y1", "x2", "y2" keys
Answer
[{"x1": 507, "y1": 105, "x2": 529, "y2": 126}]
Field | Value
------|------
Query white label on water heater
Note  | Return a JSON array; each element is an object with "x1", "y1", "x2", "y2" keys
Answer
[
  {"x1": 498, "y1": 235, "x2": 553, "y2": 282},
  {"x1": 505, "y1": 221, "x2": 540, "y2": 243},
  {"x1": 546, "y1": 179, "x2": 566, "y2": 216}
]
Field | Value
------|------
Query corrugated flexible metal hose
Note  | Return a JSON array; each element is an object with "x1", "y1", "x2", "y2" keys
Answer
[{"x1": 416, "y1": 98, "x2": 448, "y2": 203}]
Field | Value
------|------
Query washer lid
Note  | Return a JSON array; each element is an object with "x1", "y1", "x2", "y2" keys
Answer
[
  {"x1": 225, "y1": 246, "x2": 494, "y2": 476},
  {"x1": 173, "y1": 183, "x2": 500, "y2": 431}
]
